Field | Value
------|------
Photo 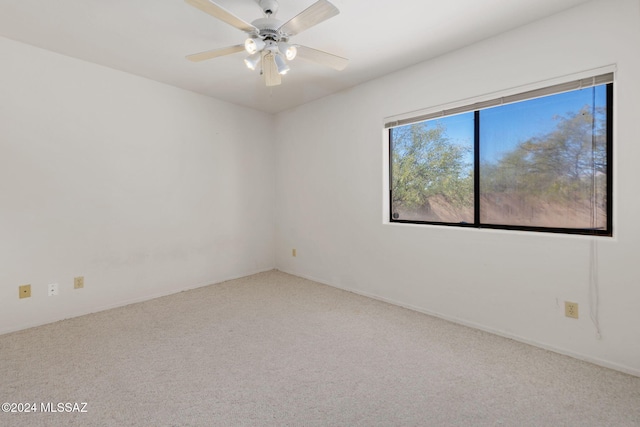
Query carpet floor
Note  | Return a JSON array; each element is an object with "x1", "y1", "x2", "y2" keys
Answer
[{"x1": 1, "y1": 270, "x2": 639, "y2": 426}]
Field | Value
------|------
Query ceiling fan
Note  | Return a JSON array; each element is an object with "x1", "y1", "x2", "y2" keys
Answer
[{"x1": 185, "y1": 0, "x2": 348, "y2": 86}]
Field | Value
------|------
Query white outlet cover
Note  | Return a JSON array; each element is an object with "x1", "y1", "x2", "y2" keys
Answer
[{"x1": 48, "y1": 283, "x2": 59, "y2": 296}]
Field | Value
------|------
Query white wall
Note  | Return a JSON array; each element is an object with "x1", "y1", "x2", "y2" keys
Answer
[
  {"x1": 275, "y1": 0, "x2": 640, "y2": 376},
  {"x1": 0, "y1": 37, "x2": 275, "y2": 334}
]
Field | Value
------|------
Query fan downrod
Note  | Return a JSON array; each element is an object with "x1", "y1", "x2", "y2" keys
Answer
[{"x1": 257, "y1": 0, "x2": 279, "y2": 16}]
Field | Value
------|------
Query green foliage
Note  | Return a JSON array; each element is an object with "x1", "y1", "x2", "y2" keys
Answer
[
  {"x1": 391, "y1": 123, "x2": 473, "y2": 211},
  {"x1": 391, "y1": 104, "x2": 607, "y2": 227},
  {"x1": 481, "y1": 106, "x2": 607, "y2": 204}
]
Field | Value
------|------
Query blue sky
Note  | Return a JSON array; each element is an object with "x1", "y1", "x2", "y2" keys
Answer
[{"x1": 423, "y1": 85, "x2": 607, "y2": 167}]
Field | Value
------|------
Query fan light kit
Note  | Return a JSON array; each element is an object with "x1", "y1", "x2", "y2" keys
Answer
[{"x1": 185, "y1": 0, "x2": 348, "y2": 86}]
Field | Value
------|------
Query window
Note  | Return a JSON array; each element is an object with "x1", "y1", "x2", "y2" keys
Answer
[{"x1": 388, "y1": 73, "x2": 613, "y2": 235}]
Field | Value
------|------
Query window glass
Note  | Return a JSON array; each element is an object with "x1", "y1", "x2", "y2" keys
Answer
[
  {"x1": 390, "y1": 113, "x2": 474, "y2": 223},
  {"x1": 479, "y1": 86, "x2": 607, "y2": 229},
  {"x1": 388, "y1": 81, "x2": 611, "y2": 235}
]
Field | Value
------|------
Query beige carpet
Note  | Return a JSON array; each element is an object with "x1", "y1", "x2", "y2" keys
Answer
[{"x1": 1, "y1": 270, "x2": 638, "y2": 426}]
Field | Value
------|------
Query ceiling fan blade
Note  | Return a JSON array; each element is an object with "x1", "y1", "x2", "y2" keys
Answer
[
  {"x1": 295, "y1": 45, "x2": 348, "y2": 70},
  {"x1": 185, "y1": 0, "x2": 257, "y2": 33},
  {"x1": 186, "y1": 44, "x2": 245, "y2": 62},
  {"x1": 263, "y1": 53, "x2": 282, "y2": 87},
  {"x1": 277, "y1": 0, "x2": 339, "y2": 36}
]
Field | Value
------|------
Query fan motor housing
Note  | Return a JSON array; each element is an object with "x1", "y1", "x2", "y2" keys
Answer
[{"x1": 251, "y1": 18, "x2": 286, "y2": 42}]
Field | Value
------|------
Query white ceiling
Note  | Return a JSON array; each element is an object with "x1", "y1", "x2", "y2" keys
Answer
[{"x1": 0, "y1": 0, "x2": 592, "y2": 114}]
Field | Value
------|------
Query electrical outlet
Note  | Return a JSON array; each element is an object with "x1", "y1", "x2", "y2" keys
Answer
[
  {"x1": 48, "y1": 283, "x2": 59, "y2": 296},
  {"x1": 565, "y1": 301, "x2": 579, "y2": 319},
  {"x1": 292, "y1": 248, "x2": 296, "y2": 257},
  {"x1": 74, "y1": 276, "x2": 84, "y2": 289},
  {"x1": 19, "y1": 284, "x2": 31, "y2": 299}
]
